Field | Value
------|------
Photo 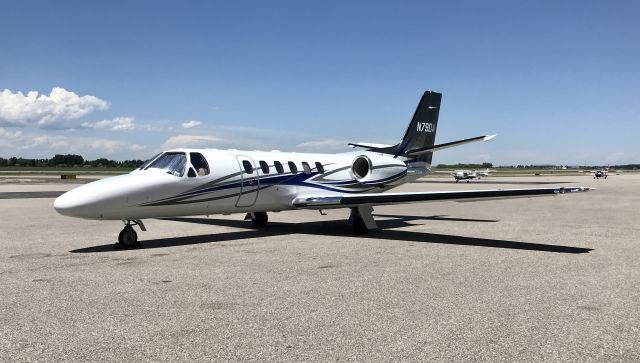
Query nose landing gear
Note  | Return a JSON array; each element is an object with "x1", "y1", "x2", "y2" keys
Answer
[{"x1": 115, "y1": 220, "x2": 146, "y2": 249}]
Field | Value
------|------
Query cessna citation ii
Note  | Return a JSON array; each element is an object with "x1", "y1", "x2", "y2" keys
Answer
[{"x1": 54, "y1": 91, "x2": 594, "y2": 248}]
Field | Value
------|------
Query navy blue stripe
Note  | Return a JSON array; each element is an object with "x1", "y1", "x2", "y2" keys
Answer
[{"x1": 143, "y1": 169, "x2": 408, "y2": 206}]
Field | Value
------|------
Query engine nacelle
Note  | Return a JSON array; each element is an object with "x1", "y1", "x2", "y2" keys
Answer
[{"x1": 351, "y1": 154, "x2": 407, "y2": 186}]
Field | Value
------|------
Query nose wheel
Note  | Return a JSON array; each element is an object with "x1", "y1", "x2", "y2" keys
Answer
[
  {"x1": 115, "y1": 220, "x2": 146, "y2": 249},
  {"x1": 118, "y1": 225, "x2": 138, "y2": 247}
]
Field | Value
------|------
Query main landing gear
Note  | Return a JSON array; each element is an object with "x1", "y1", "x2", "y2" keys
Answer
[
  {"x1": 243, "y1": 208, "x2": 379, "y2": 234},
  {"x1": 349, "y1": 206, "x2": 378, "y2": 235},
  {"x1": 115, "y1": 220, "x2": 146, "y2": 249},
  {"x1": 245, "y1": 212, "x2": 268, "y2": 227}
]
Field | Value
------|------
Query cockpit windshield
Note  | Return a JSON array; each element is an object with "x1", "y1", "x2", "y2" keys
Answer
[
  {"x1": 137, "y1": 152, "x2": 162, "y2": 170},
  {"x1": 146, "y1": 152, "x2": 186, "y2": 176}
]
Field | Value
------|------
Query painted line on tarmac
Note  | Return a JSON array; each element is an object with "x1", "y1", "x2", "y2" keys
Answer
[{"x1": 0, "y1": 191, "x2": 65, "y2": 199}]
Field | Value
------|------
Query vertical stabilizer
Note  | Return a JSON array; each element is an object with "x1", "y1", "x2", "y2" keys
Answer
[{"x1": 371, "y1": 91, "x2": 441, "y2": 164}]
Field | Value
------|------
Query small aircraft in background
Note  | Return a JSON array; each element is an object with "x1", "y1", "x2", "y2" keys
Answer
[
  {"x1": 593, "y1": 170, "x2": 608, "y2": 179},
  {"x1": 453, "y1": 168, "x2": 492, "y2": 183},
  {"x1": 54, "y1": 91, "x2": 593, "y2": 248},
  {"x1": 476, "y1": 169, "x2": 492, "y2": 178}
]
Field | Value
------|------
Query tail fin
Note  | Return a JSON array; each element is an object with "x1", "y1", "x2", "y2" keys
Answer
[
  {"x1": 359, "y1": 91, "x2": 441, "y2": 163},
  {"x1": 395, "y1": 90, "x2": 441, "y2": 162},
  {"x1": 349, "y1": 91, "x2": 496, "y2": 164}
]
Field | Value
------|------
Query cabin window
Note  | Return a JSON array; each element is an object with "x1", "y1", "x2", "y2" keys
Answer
[
  {"x1": 189, "y1": 152, "x2": 210, "y2": 176},
  {"x1": 259, "y1": 160, "x2": 270, "y2": 174},
  {"x1": 274, "y1": 161, "x2": 284, "y2": 174},
  {"x1": 315, "y1": 162, "x2": 325, "y2": 174},
  {"x1": 187, "y1": 167, "x2": 197, "y2": 178},
  {"x1": 302, "y1": 162, "x2": 311, "y2": 174},
  {"x1": 138, "y1": 152, "x2": 162, "y2": 170},
  {"x1": 288, "y1": 161, "x2": 298, "y2": 174},
  {"x1": 147, "y1": 152, "x2": 186, "y2": 177},
  {"x1": 242, "y1": 160, "x2": 254, "y2": 174}
]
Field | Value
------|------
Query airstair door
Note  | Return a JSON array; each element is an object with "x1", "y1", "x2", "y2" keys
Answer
[{"x1": 235, "y1": 156, "x2": 260, "y2": 208}]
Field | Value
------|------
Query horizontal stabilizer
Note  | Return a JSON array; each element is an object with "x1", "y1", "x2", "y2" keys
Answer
[
  {"x1": 348, "y1": 142, "x2": 395, "y2": 150},
  {"x1": 292, "y1": 186, "x2": 594, "y2": 208},
  {"x1": 405, "y1": 135, "x2": 496, "y2": 156}
]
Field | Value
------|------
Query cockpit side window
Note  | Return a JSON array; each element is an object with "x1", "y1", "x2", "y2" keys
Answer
[
  {"x1": 147, "y1": 152, "x2": 186, "y2": 177},
  {"x1": 189, "y1": 152, "x2": 210, "y2": 176}
]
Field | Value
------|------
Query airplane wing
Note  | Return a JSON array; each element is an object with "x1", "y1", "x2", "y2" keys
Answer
[{"x1": 292, "y1": 187, "x2": 594, "y2": 208}]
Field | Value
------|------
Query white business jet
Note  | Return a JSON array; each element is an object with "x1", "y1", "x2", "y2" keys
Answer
[{"x1": 54, "y1": 91, "x2": 593, "y2": 247}]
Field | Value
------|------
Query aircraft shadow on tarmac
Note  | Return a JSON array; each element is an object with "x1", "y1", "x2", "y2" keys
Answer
[
  {"x1": 70, "y1": 215, "x2": 593, "y2": 254},
  {"x1": 412, "y1": 180, "x2": 574, "y2": 185}
]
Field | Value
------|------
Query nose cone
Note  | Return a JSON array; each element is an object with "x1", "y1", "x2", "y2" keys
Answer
[
  {"x1": 53, "y1": 173, "x2": 170, "y2": 219},
  {"x1": 54, "y1": 186, "x2": 99, "y2": 218}
]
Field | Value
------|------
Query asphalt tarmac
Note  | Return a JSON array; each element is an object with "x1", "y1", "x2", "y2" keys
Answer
[{"x1": 1, "y1": 174, "x2": 639, "y2": 361}]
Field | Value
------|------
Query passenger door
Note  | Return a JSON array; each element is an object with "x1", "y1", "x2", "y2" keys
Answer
[{"x1": 235, "y1": 155, "x2": 260, "y2": 208}]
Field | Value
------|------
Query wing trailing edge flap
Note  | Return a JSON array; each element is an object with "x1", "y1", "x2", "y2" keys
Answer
[{"x1": 292, "y1": 187, "x2": 594, "y2": 208}]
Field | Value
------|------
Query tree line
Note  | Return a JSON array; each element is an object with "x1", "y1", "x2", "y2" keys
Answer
[
  {"x1": 0, "y1": 154, "x2": 144, "y2": 168},
  {"x1": 435, "y1": 163, "x2": 493, "y2": 169}
]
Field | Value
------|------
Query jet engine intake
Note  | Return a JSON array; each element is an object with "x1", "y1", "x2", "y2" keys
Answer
[{"x1": 351, "y1": 155, "x2": 407, "y2": 186}]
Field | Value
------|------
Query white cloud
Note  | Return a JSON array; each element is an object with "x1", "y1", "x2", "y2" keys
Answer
[
  {"x1": 82, "y1": 116, "x2": 136, "y2": 131},
  {"x1": 181, "y1": 120, "x2": 201, "y2": 129},
  {"x1": 296, "y1": 139, "x2": 349, "y2": 152},
  {"x1": 127, "y1": 144, "x2": 146, "y2": 152},
  {"x1": 0, "y1": 127, "x2": 22, "y2": 139},
  {"x1": 21, "y1": 135, "x2": 120, "y2": 154},
  {"x1": 0, "y1": 87, "x2": 109, "y2": 128},
  {"x1": 0, "y1": 130, "x2": 147, "y2": 159},
  {"x1": 0, "y1": 128, "x2": 23, "y2": 148},
  {"x1": 162, "y1": 135, "x2": 225, "y2": 150},
  {"x1": 606, "y1": 152, "x2": 625, "y2": 164}
]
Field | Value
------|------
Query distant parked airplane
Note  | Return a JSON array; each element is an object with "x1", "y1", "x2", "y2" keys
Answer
[
  {"x1": 453, "y1": 168, "x2": 492, "y2": 183},
  {"x1": 593, "y1": 170, "x2": 608, "y2": 179},
  {"x1": 54, "y1": 91, "x2": 593, "y2": 247}
]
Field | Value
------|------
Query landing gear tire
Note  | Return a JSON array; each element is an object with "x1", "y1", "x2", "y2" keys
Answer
[
  {"x1": 466, "y1": 180, "x2": 470, "y2": 183},
  {"x1": 117, "y1": 225, "x2": 138, "y2": 248},
  {"x1": 352, "y1": 216, "x2": 368, "y2": 235},
  {"x1": 251, "y1": 212, "x2": 268, "y2": 227}
]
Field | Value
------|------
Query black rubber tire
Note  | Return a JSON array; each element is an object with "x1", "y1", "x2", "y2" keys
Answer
[
  {"x1": 120, "y1": 226, "x2": 138, "y2": 247},
  {"x1": 251, "y1": 212, "x2": 268, "y2": 227},
  {"x1": 352, "y1": 216, "x2": 368, "y2": 235}
]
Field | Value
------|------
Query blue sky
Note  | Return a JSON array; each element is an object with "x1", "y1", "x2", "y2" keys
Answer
[{"x1": 0, "y1": 0, "x2": 638, "y2": 165}]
